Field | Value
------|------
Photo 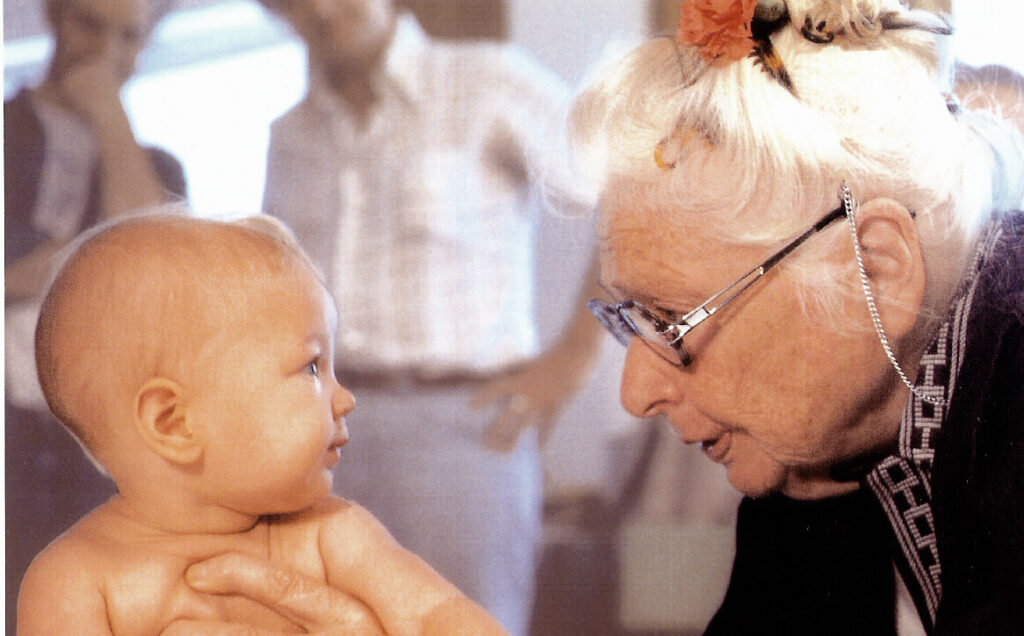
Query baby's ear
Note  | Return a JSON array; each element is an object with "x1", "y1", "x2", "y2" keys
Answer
[{"x1": 134, "y1": 378, "x2": 203, "y2": 465}]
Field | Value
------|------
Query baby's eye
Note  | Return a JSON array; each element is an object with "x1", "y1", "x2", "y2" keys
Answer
[{"x1": 304, "y1": 360, "x2": 319, "y2": 377}]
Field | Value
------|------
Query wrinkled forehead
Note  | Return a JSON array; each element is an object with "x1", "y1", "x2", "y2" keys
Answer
[
  {"x1": 595, "y1": 180, "x2": 772, "y2": 303},
  {"x1": 595, "y1": 177, "x2": 706, "y2": 240},
  {"x1": 597, "y1": 193, "x2": 691, "y2": 293}
]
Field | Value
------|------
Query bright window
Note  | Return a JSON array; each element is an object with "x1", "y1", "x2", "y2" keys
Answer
[
  {"x1": 124, "y1": 1, "x2": 305, "y2": 217},
  {"x1": 955, "y1": 3, "x2": 1024, "y2": 71}
]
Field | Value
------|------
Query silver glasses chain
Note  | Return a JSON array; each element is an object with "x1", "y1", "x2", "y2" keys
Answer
[{"x1": 840, "y1": 182, "x2": 946, "y2": 406}]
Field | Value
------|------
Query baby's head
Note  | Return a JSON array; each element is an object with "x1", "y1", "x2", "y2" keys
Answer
[{"x1": 36, "y1": 211, "x2": 354, "y2": 518}]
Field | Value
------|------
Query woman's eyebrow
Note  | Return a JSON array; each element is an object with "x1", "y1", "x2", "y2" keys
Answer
[{"x1": 596, "y1": 280, "x2": 619, "y2": 298}]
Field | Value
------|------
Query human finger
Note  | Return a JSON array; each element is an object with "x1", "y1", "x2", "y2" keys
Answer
[
  {"x1": 468, "y1": 375, "x2": 517, "y2": 410},
  {"x1": 185, "y1": 552, "x2": 385, "y2": 634},
  {"x1": 482, "y1": 397, "x2": 536, "y2": 453}
]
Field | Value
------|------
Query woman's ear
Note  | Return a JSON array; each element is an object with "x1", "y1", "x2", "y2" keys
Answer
[
  {"x1": 850, "y1": 197, "x2": 926, "y2": 338},
  {"x1": 134, "y1": 378, "x2": 203, "y2": 465}
]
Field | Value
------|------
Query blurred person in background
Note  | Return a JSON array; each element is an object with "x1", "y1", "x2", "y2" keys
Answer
[
  {"x1": 5, "y1": 0, "x2": 186, "y2": 626},
  {"x1": 251, "y1": 1, "x2": 602, "y2": 634}
]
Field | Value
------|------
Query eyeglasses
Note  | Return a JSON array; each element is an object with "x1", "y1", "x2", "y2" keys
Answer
[{"x1": 589, "y1": 203, "x2": 847, "y2": 366}]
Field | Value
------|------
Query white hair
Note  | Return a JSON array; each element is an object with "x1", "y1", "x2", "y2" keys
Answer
[{"x1": 570, "y1": 0, "x2": 1024, "y2": 327}]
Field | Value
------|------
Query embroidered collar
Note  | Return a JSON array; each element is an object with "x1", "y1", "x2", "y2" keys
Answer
[{"x1": 864, "y1": 220, "x2": 1004, "y2": 631}]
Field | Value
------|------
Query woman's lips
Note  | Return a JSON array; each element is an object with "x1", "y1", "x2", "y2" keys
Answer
[{"x1": 700, "y1": 431, "x2": 732, "y2": 463}]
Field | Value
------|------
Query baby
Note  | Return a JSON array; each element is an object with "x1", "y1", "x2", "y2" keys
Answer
[{"x1": 17, "y1": 211, "x2": 507, "y2": 635}]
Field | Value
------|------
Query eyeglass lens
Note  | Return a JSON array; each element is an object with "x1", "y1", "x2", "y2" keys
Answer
[{"x1": 589, "y1": 300, "x2": 688, "y2": 365}]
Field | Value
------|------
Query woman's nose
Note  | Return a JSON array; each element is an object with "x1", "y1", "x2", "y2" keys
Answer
[{"x1": 620, "y1": 339, "x2": 681, "y2": 418}]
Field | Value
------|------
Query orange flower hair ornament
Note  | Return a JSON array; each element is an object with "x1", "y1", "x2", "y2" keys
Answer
[
  {"x1": 659, "y1": 0, "x2": 953, "y2": 170},
  {"x1": 677, "y1": 0, "x2": 759, "y2": 63},
  {"x1": 655, "y1": 0, "x2": 791, "y2": 170},
  {"x1": 677, "y1": 0, "x2": 793, "y2": 92}
]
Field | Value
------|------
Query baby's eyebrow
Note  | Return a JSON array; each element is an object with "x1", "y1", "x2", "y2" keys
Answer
[{"x1": 304, "y1": 332, "x2": 328, "y2": 351}]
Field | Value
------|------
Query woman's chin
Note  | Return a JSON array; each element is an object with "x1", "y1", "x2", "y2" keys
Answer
[
  {"x1": 724, "y1": 464, "x2": 786, "y2": 499},
  {"x1": 720, "y1": 448, "x2": 790, "y2": 498},
  {"x1": 780, "y1": 473, "x2": 862, "y2": 500}
]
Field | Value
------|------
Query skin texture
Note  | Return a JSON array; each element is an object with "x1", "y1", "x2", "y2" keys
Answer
[
  {"x1": 18, "y1": 218, "x2": 507, "y2": 636},
  {"x1": 271, "y1": 0, "x2": 396, "y2": 72},
  {"x1": 597, "y1": 190, "x2": 927, "y2": 500}
]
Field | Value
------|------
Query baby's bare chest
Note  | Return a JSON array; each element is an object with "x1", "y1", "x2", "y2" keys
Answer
[
  {"x1": 96, "y1": 527, "x2": 323, "y2": 635},
  {"x1": 102, "y1": 555, "x2": 297, "y2": 634}
]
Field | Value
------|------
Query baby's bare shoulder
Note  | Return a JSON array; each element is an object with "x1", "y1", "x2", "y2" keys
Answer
[
  {"x1": 293, "y1": 498, "x2": 476, "y2": 636},
  {"x1": 17, "y1": 517, "x2": 118, "y2": 634},
  {"x1": 277, "y1": 494, "x2": 380, "y2": 534},
  {"x1": 272, "y1": 495, "x2": 401, "y2": 573},
  {"x1": 312, "y1": 495, "x2": 396, "y2": 545},
  {"x1": 24, "y1": 507, "x2": 125, "y2": 582}
]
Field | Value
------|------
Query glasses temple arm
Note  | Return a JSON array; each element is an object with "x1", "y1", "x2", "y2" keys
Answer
[
  {"x1": 680, "y1": 205, "x2": 847, "y2": 329},
  {"x1": 762, "y1": 205, "x2": 846, "y2": 271}
]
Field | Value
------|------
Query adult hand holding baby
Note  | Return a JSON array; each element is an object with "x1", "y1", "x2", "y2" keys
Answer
[{"x1": 162, "y1": 552, "x2": 386, "y2": 636}]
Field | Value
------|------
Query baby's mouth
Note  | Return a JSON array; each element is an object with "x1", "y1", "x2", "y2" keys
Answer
[
  {"x1": 330, "y1": 422, "x2": 350, "y2": 449},
  {"x1": 327, "y1": 431, "x2": 349, "y2": 457}
]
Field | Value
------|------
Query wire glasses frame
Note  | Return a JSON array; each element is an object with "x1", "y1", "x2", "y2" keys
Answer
[{"x1": 589, "y1": 204, "x2": 847, "y2": 366}]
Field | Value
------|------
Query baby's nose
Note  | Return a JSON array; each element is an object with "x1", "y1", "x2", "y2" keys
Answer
[{"x1": 332, "y1": 385, "x2": 356, "y2": 419}]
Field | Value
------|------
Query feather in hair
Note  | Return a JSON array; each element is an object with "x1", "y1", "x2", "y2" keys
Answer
[{"x1": 750, "y1": 0, "x2": 795, "y2": 95}]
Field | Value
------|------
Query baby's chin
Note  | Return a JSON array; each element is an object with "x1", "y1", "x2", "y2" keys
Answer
[{"x1": 254, "y1": 484, "x2": 334, "y2": 517}]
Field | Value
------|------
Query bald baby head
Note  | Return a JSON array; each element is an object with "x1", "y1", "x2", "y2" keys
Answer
[{"x1": 35, "y1": 211, "x2": 319, "y2": 463}]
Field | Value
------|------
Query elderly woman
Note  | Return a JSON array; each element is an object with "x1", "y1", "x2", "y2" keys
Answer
[
  {"x1": 149, "y1": 1, "x2": 1022, "y2": 635},
  {"x1": 572, "y1": 0, "x2": 1023, "y2": 634}
]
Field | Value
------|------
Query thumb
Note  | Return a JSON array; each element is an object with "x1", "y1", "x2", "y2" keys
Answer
[{"x1": 185, "y1": 552, "x2": 384, "y2": 634}]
